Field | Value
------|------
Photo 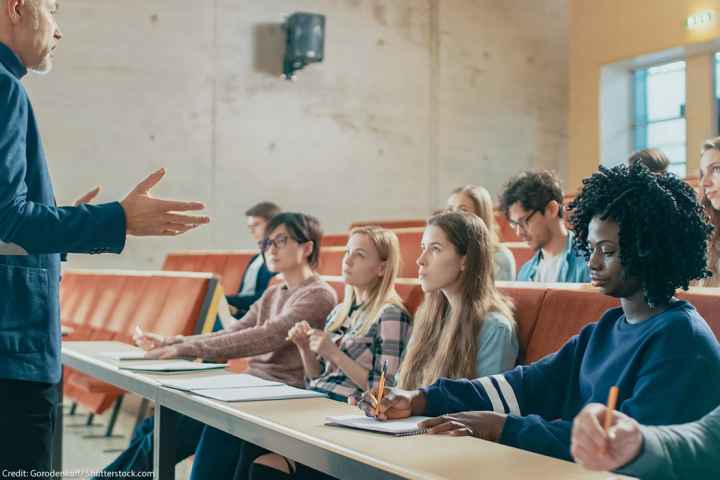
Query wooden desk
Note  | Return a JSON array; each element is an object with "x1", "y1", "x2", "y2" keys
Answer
[{"x1": 62, "y1": 341, "x2": 629, "y2": 480}]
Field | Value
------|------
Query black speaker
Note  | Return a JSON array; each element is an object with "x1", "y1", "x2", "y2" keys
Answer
[{"x1": 283, "y1": 12, "x2": 325, "y2": 79}]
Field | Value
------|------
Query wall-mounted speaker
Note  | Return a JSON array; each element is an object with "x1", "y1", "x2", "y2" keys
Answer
[{"x1": 283, "y1": 12, "x2": 326, "y2": 79}]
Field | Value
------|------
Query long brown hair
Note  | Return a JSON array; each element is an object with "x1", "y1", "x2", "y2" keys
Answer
[
  {"x1": 326, "y1": 227, "x2": 407, "y2": 336},
  {"x1": 396, "y1": 211, "x2": 515, "y2": 389},
  {"x1": 700, "y1": 138, "x2": 720, "y2": 286}
]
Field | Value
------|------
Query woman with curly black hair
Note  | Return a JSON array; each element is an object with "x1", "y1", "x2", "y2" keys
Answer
[{"x1": 355, "y1": 163, "x2": 720, "y2": 464}]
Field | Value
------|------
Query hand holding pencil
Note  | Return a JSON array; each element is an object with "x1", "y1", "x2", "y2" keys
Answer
[{"x1": 570, "y1": 387, "x2": 643, "y2": 472}]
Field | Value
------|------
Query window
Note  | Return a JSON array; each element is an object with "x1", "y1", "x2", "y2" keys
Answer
[
  {"x1": 633, "y1": 60, "x2": 687, "y2": 177},
  {"x1": 715, "y1": 52, "x2": 720, "y2": 136}
]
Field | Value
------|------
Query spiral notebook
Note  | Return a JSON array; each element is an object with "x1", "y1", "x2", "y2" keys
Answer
[{"x1": 325, "y1": 415, "x2": 431, "y2": 437}]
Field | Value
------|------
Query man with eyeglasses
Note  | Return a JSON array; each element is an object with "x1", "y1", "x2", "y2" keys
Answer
[
  {"x1": 223, "y1": 202, "x2": 281, "y2": 321},
  {"x1": 499, "y1": 170, "x2": 590, "y2": 283}
]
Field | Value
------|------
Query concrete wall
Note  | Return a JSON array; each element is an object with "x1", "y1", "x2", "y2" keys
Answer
[{"x1": 24, "y1": 0, "x2": 568, "y2": 270}]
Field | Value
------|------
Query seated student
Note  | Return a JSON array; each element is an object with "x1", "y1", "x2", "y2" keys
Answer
[
  {"x1": 447, "y1": 185, "x2": 516, "y2": 280},
  {"x1": 358, "y1": 164, "x2": 720, "y2": 462},
  {"x1": 498, "y1": 170, "x2": 590, "y2": 283},
  {"x1": 627, "y1": 148, "x2": 670, "y2": 174},
  {"x1": 395, "y1": 210, "x2": 518, "y2": 389},
  {"x1": 97, "y1": 212, "x2": 336, "y2": 479},
  {"x1": 699, "y1": 137, "x2": 720, "y2": 287},
  {"x1": 225, "y1": 201, "x2": 281, "y2": 319},
  {"x1": 571, "y1": 402, "x2": 720, "y2": 479},
  {"x1": 192, "y1": 226, "x2": 413, "y2": 480},
  {"x1": 238, "y1": 212, "x2": 518, "y2": 480}
]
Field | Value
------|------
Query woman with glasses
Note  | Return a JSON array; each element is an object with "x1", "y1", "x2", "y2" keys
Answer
[
  {"x1": 191, "y1": 226, "x2": 413, "y2": 479},
  {"x1": 97, "y1": 212, "x2": 337, "y2": 479},
  {"x1": 498, "y1": 170, "x2": 590, "y2": 283},
  {"x1": 446, "y1": 185, "x2": 516, "y2": 280}
]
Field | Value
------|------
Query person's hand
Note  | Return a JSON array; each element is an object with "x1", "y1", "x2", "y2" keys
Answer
[
  {"x1": 121, "y1": 168, "x2": 210, "y2": 236},
  {"x1": 571, "y1": 403, "x2": 643, "y2": 472},
  {"x1": 229, "y1": 305, "x2": 239, "y2": 317},
  {"x1": 357, "y1": 387, "x2": 425, "y2": 421},
  {"x1": 133, "y1": 329, "x2": 183, "y2": 351},
  {"x1": 143, "y1": 345, "x2": 182, "y2": 360},
  {"x1": 287, "y1": 321, "x2": 312, "y2": 350},
  {"x1": 74, "y1": 186, "x2": 101, "y2": 206},
  {"x1": 418, "y1": 411, "x2": 507, "y2": 441},
  {"x1": 308, "y1": 329, "x2": 339, "y2": 359}
]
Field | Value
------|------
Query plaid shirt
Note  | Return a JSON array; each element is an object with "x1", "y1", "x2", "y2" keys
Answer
[{"x1": 308, "y1": 303, "x2": 412, "y2": 401}]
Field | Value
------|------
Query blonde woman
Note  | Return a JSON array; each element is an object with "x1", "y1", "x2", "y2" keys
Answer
[
  {"x1": 447, "y1": 185, "x2": 516, "y2": 280},
  {"x1": 699, "y1": 137, "x2": 720, "y2": 286},
  {"x1": 197, "y1": 227, "x2": 413, "y2": 480},
  {"x1": 397, "y1": 210, "x2": 518, "y2": 391}
]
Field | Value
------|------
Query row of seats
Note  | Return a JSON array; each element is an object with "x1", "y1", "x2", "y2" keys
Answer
[
  {"x1": 59, "y1": 269, "x2": 219, "y2": 431},
  {"x1": 160, "y1": 251, "x2": 720, "y2": 365},
  {"x1": 320, "y1": 276, "x2": 720, "y2": 364}
]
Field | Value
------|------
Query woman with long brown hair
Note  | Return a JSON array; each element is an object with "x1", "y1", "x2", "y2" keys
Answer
[
  {"x1": 699, "y1": 137, "x2": 720, "y2": 286},
  {"x1": 397, "y1": 210, "x2": 518, "y2": 390}
]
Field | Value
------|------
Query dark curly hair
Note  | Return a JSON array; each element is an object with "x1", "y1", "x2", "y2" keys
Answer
[
  {"x1": 499, "y1": 170, "x2": 564, "y2": 219},
  {"x1": 568, "y1": 163, "x2": 713, "y2": 306}
]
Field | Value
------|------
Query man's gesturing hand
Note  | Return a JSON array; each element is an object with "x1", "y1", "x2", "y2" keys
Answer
[{"x1": 121, "y1": 168, "x2": 210, "y2": 236}]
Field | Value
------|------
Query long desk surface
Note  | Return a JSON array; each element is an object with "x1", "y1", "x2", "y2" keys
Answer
[{"x1": 62, "y1": 341, "x2": 629, "y2": 480}]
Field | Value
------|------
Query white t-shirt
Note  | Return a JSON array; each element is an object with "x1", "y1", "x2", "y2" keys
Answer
[
  {"x1": 535, "y1": 251, "x2": 564, "y2": 283},
  {"x1": 238, "y1": 254, "x2": 264, "y2": 295}
]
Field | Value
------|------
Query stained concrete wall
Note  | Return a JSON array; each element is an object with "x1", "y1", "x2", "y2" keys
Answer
[{"x1": 23, "y1": 0, "x2": 568, "y2": 269}]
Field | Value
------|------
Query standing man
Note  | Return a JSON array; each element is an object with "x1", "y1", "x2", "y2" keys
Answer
[{"x1": 0, "y1": 0, "x2": 209, "y2": 472}]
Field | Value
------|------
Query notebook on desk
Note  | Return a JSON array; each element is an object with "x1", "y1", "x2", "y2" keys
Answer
[
  {"x1": 118, "y1": 360, "x2": 226, "y2": 373},
  {"x1": 325, "y1": 415, "x2": 431, "y2": 437}
]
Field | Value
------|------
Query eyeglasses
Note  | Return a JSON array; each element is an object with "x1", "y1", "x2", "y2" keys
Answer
[
  {"x1": 508, "y1": 210, "x2": 539, "y2": 231},
  {"x1": 260, "y1": 234, "x2": 294, "y2": 252}
]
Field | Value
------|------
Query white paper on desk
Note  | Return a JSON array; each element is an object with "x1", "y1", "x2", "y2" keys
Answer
[
  {"x1": 161, "y1": 374, "x2": 282, "y2": 391},
  {"x1": 191, "y1": 385, "x2": 326, "y2": 402},
  {"x1": 325, "y1": 415, "x2": 431, "y2": 436},
  {"x1": 102, "y1": 350, "x2": 149, "y2": 361},
  {"x1": 118, "y1": 360, "x2": 226, "y2": 373},
  {"x1": 0, "y1": 240, "x2": 28, "y2": 255}
]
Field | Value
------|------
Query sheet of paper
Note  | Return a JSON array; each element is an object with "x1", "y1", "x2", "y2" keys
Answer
[
  {"x1": 118, "y1": 360, "x2": 226, "y2": 372},
  {"x1": 325, "y1": 415, "x2": 431, "y2": 435},
  {"x1": 161, "y1": 373, "x2": 282, "y2": 391},
  {"x1": 102, "y1": 350, "x2": 150, "y2": 361},
  {"x1": 190, "y1": 385, "x2": 326, "y2": 402}
]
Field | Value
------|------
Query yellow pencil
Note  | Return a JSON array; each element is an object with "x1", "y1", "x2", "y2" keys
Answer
[
  {"x1": 374, "y1": 360, "x2": 388, "y2": 416},
  {"x1": 604, "y1": 385, "x2": 619, "y2": 432}
]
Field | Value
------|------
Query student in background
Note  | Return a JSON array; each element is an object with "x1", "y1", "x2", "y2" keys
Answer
[
  {"x1": 194, "y1": 227, "x2": 413, "y2": 479},
  {"x1": 397, "y1": 210, "x2": 518, "y2": 390},
  {"x1": 447, "y1": 185, "x2": 516, "y2": 280},
  {"x1": 359, "y1": 164, "x2": 720, "y2": 462},
  {"x1": 571, "y1": 402, "x2": 720, "y2": 479},
  {"x1": 98, "y1": 213, "x2": 336, "y2": 479},
  {"x1": 226, "y1": 201, "x2": 281, "y2": 319},
  {"x1": 627, "y1": 148, "x2": 670, "y2": 174},
  {"x1": 498, "y1": 170, "x2": 590, "y2": 283},
  {"x1": 699, "y1": 137, "x2": 720, "y2": 287}
]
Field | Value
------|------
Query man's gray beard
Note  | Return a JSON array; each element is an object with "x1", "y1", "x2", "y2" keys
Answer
[{"x1": 30, "y1": 57, "x2": 53, "y2": 75}]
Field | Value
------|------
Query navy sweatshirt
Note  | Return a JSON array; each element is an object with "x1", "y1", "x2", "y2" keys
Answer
[{"x1": 420, "y1": 300, "x2": 720, "y2": 461}]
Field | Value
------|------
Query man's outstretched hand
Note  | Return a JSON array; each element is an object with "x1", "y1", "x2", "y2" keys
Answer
[{"x1": 121, "y1": 168, "x2": 210, "y2": 237}]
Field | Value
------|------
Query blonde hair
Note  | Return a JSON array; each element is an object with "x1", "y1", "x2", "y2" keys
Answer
[
  {"x1": 326, "y1": 227, "x2": 407, "y2": 336},
  {"x1": 700, "y1": 137, "x2": 720, "y2": 286},
  {"x1": 397, "y1": 211, "x2": 515, "y2": 389},
  {"x1": 450, "y1": 185, "x2": 501, "y2": 255}
]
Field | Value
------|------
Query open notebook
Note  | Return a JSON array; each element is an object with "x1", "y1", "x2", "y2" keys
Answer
[{"x1": 325, "y1": 415, "x2": 431, "y2": 437}]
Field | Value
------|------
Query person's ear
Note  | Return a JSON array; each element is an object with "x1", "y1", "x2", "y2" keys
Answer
[
  {"x1": 303, "y1": 241, "x2": 314, "y2": 262},
  {"x1": 545, "y1": 200, "x2": 560, "y2": 219},
  {"x1": 459, "y1": 256, "x2": 467, "y2": 272},
  {"x1": 7, "y1": 0, "x2": 23, "y2": 25},
  {"x1": 376, "y1": 261, "x2": 387, "y2": 278}
]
